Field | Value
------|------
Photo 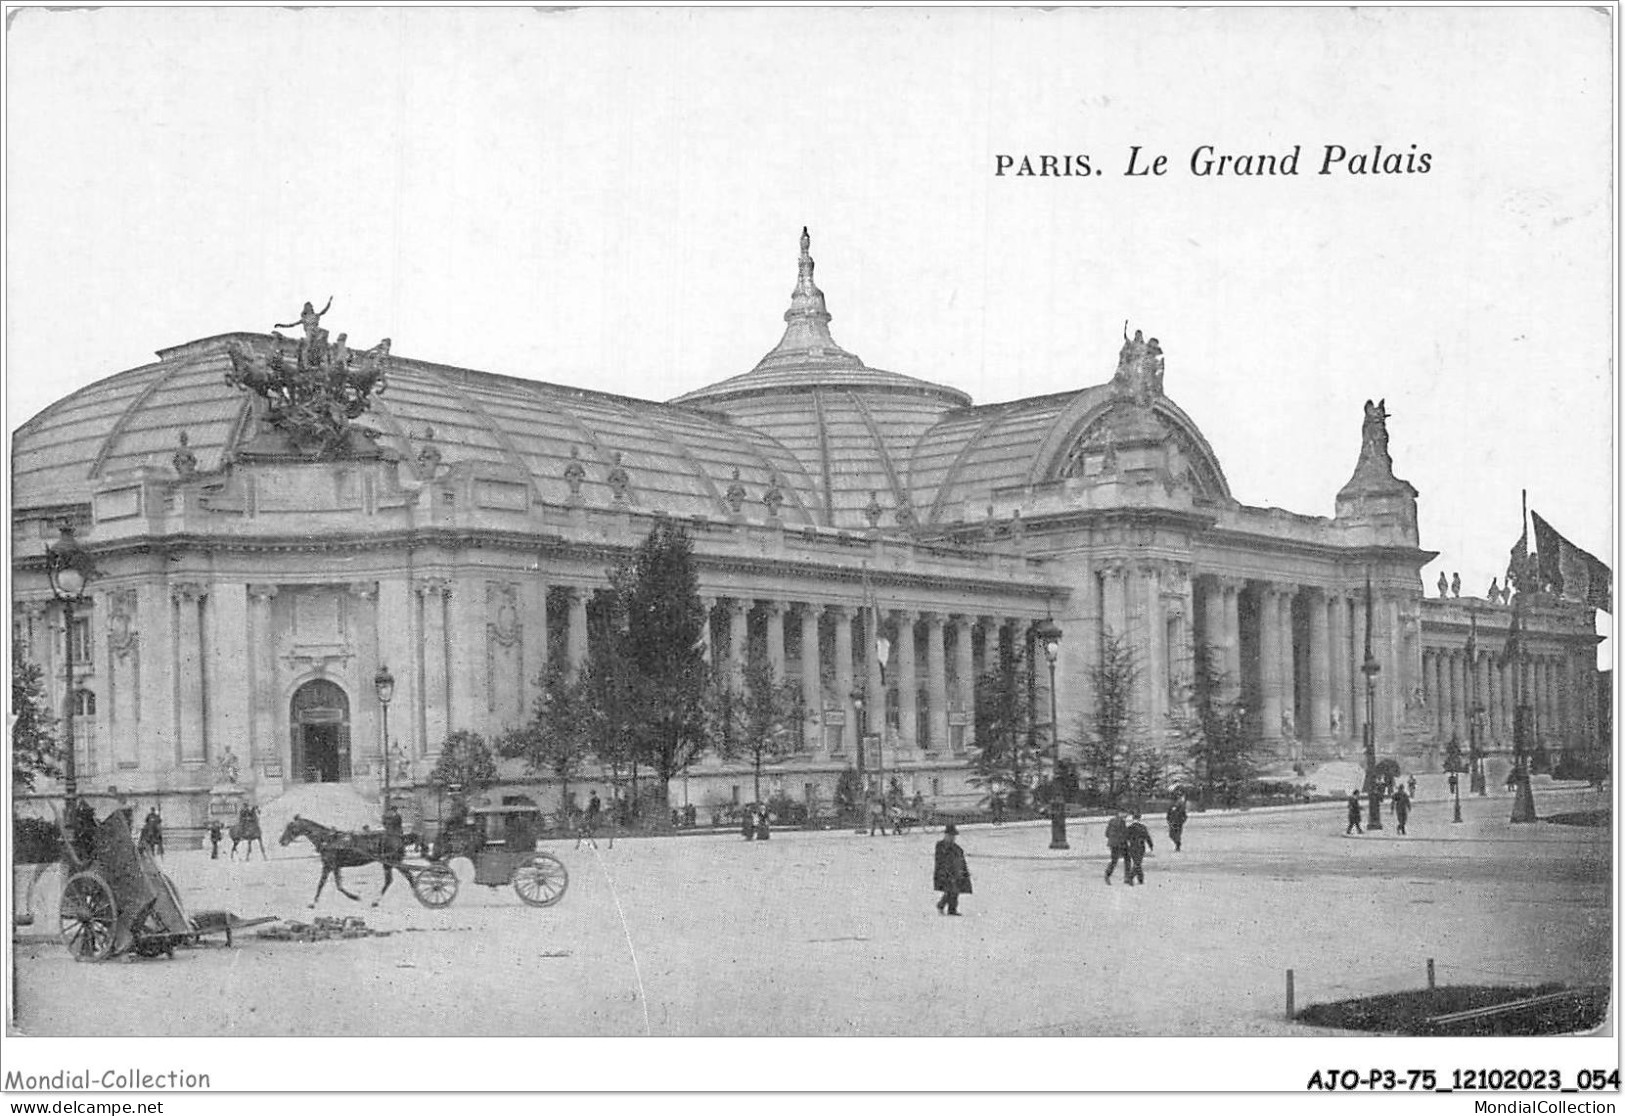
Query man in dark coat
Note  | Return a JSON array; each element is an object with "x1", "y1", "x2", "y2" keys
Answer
[
  {"x1": 1166, "y1": 794, "x2": 1188, "y2": 851},
  {"x1": 933, "y1": 824, "x2": 972, "y2": 915},
  {"x1": 1125, "y1": 813, "x2": 1154, "y2": 885},
  {"x1": 1346, "y1": 790, "x2": 1363, "y2": 835},
  {"x1": 208, "y1": 818, "x2": 223, "y2": 859},
  {"x1": 1104, "y1": 808, "x2": 1129, "y2": 884},
  {"x1": 1391, "y1": 786, "x2": 1411, "y2": 835}
]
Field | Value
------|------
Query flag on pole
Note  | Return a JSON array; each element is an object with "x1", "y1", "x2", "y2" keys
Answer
[
  {"x1": 1501, "y1": 599, "x2": 1520, "y2": 663},
  {"x1": 1506, "y1": 526, "x2": 1530, "y2": 592},
  {"x1": 1531, "y1": 511, "x2": 1612, "y2": 613}
]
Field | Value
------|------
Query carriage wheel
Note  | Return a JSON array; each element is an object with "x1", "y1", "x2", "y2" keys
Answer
[
  {"x1": 60, "y1": 873, "x2": 117, "y2": 962},
  {"x1": 512, "y1": 853, "x2": 569, "y2": 908},
  {"x1": 411, "y1": 864, "x2": 459, "y2": 909}
]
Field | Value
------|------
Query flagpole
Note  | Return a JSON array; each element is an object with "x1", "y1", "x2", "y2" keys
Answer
[{"x1": 1510, "y1": 489, "x2": 1537, "y2": 823}]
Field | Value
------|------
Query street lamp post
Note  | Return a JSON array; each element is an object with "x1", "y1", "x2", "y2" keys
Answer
[
  {"x1": 46, "y1": 525, "x2": 96, "y2": 816},
  {"x1": 374, "y1": 665, "x2": 395, "y2": 823},
  {"x1": 1360, "y1": 574, "x2": 1383, "y2": 831},
  {"x1": 1033, "y1": 618, "x2": 1067, "y2": 850},
  {"x1": 850, "y1": 685, "x2": 868, "y2": 833}
]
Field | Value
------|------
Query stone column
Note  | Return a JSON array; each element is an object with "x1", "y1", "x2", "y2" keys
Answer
[
  {"x1": 564, "y1": 586, "x2": 589, "y2": 677},
  {"x1": 830, "y1": 606, "x2": 854, "y2": 756},
  {"x1": 1278, "y1": 588, "x2": 1297, "y2": 743},
  {"x1": 763, "y1": 600, "x2": 786, "y2": 681},
  {"x1": 1222, "y1": 579, "x2": 1243, "y2": 701},
  {"x1": 1482, "y1": 654, "x2": 1498, "y2": 744},
  {"x1": 1308, "y1": 588, "x2": 1331, "y2": 744},
  {"x1": 1326, "y1": 591, "x2": 1348, "y2": 743},
  {"x1": 1258, "y1": 585, "x2": 1283, "y2": 744},
  {"x1": 173, "y1": 583, "x2": 208, "y2": 767},
  {"x1": 417, "y1": 578, "x2": 451, "y2": 754},
  {"x1": 1386, "y1": 596, "x2": 1405, "y2": 735},
  {"x1": 920, "y1": 613, "x2": 949, "y2": 753},
  {"x1": 244, "y1": 585, "x2": 278, "y2": 776},
  {"x1": 1143, "y1": 566, "x2": 1167, "y2": 737},
  {"x1": 951, "y1": 615, "x2": 973, "y2": 753},
  {"x1": 863, "y1": 609, "x2": 885, "y2": 776},
  {"x1": 727, "y1": 598, "x2": 749, "y2": 690},
  {"x1": 797, "y1": 603, "x2": 821, "y2": 746},
  {"x1": 698, "y1": 597, "x2": 716, "y2": 666},
  {"x1": 892, "y1": 610, "x2": 918, "y2": 754},
  {"x1": 1202, "y1": 578, "x2": 1226, "y2": 675},
  {"x1": 1456, "y1": 649, "x2": 1469, "y2": 747},
  {"x1": 1349, "y1": 592, "x2": 1369, "y2": 742}
]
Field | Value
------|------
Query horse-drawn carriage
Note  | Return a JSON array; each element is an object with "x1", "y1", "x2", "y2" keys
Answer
[
  {"x1": 58, "y1": 808, "x2": 273, "y2": 961},
  {"x1": 279, "y1": 803, "x2": 568, "y2": 910}
]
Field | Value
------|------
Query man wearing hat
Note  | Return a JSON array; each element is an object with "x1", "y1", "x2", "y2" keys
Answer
[
  {"x1": 933, "y1": 824, "x2": 972, "y2": 915},
  {"x1": 1104, "y1": 808, "x2": 1129, "y2": 884}
]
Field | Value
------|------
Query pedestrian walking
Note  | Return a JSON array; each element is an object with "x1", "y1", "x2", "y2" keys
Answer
[
  {"x1": 1406, "y1": 774, "x2": 1417, "y2": 799},
  {"x1": 140, "y1": 808, "x2": 165, "y2": 857},
  {"x1": 577, "y1": 791, "x2": 602, "y2": 849},
  {"x1": 1166, "y1": 793, "x2": 1188, "y2": 852},
  {"x1": 1125, "y1": 813, "x2": 1154, "y2": 885},
  {"x1": 869, "y1": 795, "x2": 888, "y2": 837},
  {"x1": 208, "y1": 819, "x2": 223, "y2": 860},
  {"x1": 1104, "y1": 808, "x2": 1129, "y2": 884},
  {"x1": 1346, "y1": 790, "x2": 1363, "y2": 835},
  {"x1": 1392, "y1": 786, "x2": 1411, "y2": 835},
  {"x1": 933, "y1": 824, "x2": 972, "y2": 915}
]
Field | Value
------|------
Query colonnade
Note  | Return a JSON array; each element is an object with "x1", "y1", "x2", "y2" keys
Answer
[{"x1": 1420, "y1": 646, "x2": 1572, "y2": 748}]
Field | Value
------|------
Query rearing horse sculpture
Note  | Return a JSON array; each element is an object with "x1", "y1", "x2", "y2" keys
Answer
[{"x1": 278, "y1": 815, "x2": 409, "y2": 908}]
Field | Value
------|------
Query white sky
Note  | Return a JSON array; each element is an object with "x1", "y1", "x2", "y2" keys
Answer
[{"x1": 0, "y1": 2, "x2": 1618, "y2": 1097}]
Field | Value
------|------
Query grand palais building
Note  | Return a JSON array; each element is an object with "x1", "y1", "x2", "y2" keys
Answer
[{"x1": 11, "y1": 232, "x2": 1607, "y2": 830}]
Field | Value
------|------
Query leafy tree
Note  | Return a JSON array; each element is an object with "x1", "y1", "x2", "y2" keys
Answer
[
  {"x1": 1169, "y1": 640, "x2": 1258, "y2": 807},
  {"x1": 1070, "y1": 631, "x2": 1142, "y2": 805},
  {"x1": 970, "y1": 644, "x2": 1040, "y2": 811},
  {"x1": 713, "y1": 657, "x2": 804, "y2": 804},
  {"x1": 11, "y1": 643, "x2": 60, "y2": 793},
  {"x1": 609, "y1": 520, "x2": 710, "y2": 809},
  {"x1": 500, "y1": 663, "x2": 596, "y2": 811},
  {"x1": 1442, "y1": 735, "x2": 1464, "y2": 774},
  {"x1": 429, "y1": 729, "x2": 498, "y2": 796}
]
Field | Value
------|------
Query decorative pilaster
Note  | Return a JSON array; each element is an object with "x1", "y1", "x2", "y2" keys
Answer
[
  {"x1": 1277, "y1": 587, "x2": 1297, "y2": 742},
  {"x1": 1221, "y1": 577, "x2": 1243, "y2": 702},
  {"x1": 416, "y1": 578, "x2": 452, "y2": 755},
  {"x1": 373, "y1": 580, "x2": 414, "y2": 765},
  {"x1": 172, "y1": 582, "x2": 209, "y2": 767}
]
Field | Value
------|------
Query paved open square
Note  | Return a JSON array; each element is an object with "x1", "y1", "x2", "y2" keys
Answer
[{"x1": 12, "y1": 777, "x2": 1609, "y2": 1038}]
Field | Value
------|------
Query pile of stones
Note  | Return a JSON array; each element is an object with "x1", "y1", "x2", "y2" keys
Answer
[{"x1": 257, "y1": 916, "x2": 393, "y2": 942}]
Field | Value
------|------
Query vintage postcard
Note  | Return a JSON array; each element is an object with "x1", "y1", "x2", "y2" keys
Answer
[{"x1": 3, "y1": 3, "x2": 1615, "y2": 1106}]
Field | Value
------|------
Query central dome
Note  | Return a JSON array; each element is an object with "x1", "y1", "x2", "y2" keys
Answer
[{"x1": 671, "y1": 228, "x2": 970, "y2": 410}]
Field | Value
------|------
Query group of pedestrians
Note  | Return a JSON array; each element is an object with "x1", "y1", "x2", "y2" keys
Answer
[
  {"x1": 1345, "y1": 775, "x2": 1415, "y2": 836},
  {"x1": 932, "y1": 791, "x2": 1196, "y2": 913}
]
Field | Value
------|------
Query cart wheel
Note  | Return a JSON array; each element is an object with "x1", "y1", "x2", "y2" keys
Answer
[
  {"x1": 411, "y1": 864, "x2": 459, "y2": 909},
  {"x1": 60, "y1": 873, "x2": 117, "y2": 962},
  {"x1": 512, "y1": 853, "x2": 569, "y2": 908}
]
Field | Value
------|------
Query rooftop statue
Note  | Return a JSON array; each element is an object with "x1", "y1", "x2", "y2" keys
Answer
[
  {"x1": 1361, "y1": 399, "x2": 1392, "y2": 470},
  {"x1": 1112, "y1": 325, "x2": 1164, "y2": 405},
  {"x1": 226, "y1": 299, "x2": 391, "y2": 457}
]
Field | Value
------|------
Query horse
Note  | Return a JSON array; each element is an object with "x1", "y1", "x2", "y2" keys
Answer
[
  {"x1": 229, "y1": 806, "x2": 267, "y2": 861},
  {"x1": 11, "y1": 814, "x2": 65, "y2": 927},
  {"x1": 277, "y1": 815, "x2": 410, "y2": 908}
]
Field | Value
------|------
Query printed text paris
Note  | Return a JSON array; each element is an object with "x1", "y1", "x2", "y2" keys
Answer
[{"x1": 994, "y1": 144, "x2": 1433, "y2": 178}]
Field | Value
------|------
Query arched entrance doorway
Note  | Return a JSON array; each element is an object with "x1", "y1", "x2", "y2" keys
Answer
[{"x1": 290, "y1": 679, "x2": 351, "y2": 783}]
